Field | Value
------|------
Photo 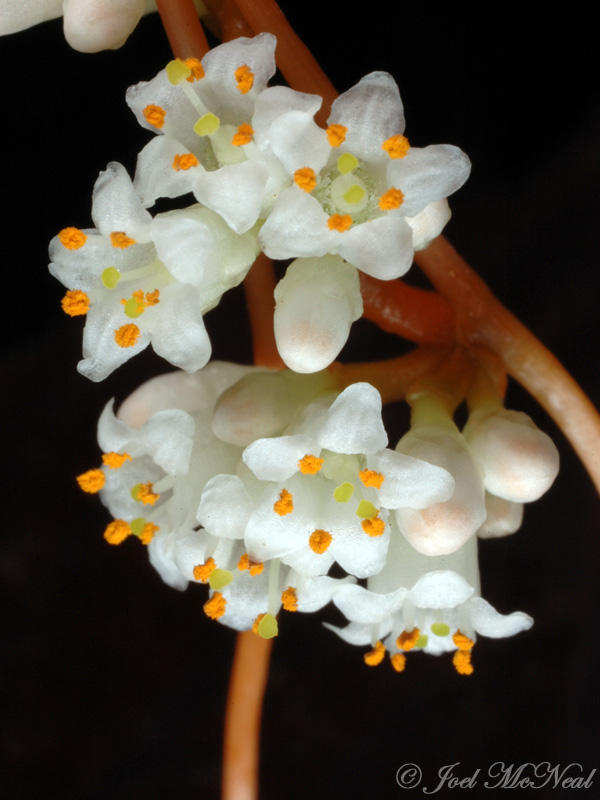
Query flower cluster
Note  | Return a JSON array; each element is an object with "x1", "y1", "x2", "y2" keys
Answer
[
  {"x1": 77, "y1": 367, "x2": 558, "y2": 673},
  {"x1": 50, "y1": 33, "x2": 470, "y2": 379}
]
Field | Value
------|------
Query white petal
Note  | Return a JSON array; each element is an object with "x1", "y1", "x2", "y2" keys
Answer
[
  {"x1": 333, "y1": 584, "x2": 407, "y2": 624},
  {"x1": 274, "y1": 256, "x2": 362, "y2": 373},
  {"x1": 323, "y1": 621, "x2": 383, "y2": 646},
  {"x1": 318, "y1": 383, "x2": 387, "y2": 454},
  {"x1": 478, "y1": 493, "x2": 524, "y2": 538},
  {"x1": 243, "y1": 434, "x2": 315, "y2": 481},
  {"x1": 259, "y1": 187, "x2": 336, "y2": 259},
  {"x1": 252, "y1": 86, "x2": 322, "y2": 149},
  {"x1": 134, "y1": 136, "x2": 201, "y2": 207},
  {"x1": 140, "y1": 409, "x2": 195, "y2": 475},
  {"x1": 409, "y1": 570, "x2": 475, "y2": 609},
  {"x1": 372, "y1": 448, "x2": 455, "y2": 509},
  {"x1": 197, "y1": 474, "x2": 252, "y2": 539},
  {"x1": 91, "y1": 162, "x2": 152, "y2": 241},
  {"x1": 97, "y1": 399, "x2": 133, "y2": 452},
  {"x1": 63, "y1": 0, "x2": 145, "y2": 52},
  {"x1": 150, "y1": 284, "x2": 212, "y2": 373},
  {"x1": 293, "y1": 573, "x2": 355, "y2": 613},
  {"x1": 467, "y1": 596, "x2": 534, "y2": 638},
  {"x1": 148, "y1": 530, "x2": 188, "y2": 591},
  {"x1": 406, "y1": 199, "x2": 452, "y2": 251},
  {"x1": 193, "y1": 160, "x2": 268, "y2": 234},
  {"x1": 268, "y1": 111, "x2": 330, "y2": 173},
  {"x1": 328, "y1": 72, "x2": 405, "y2": 163},
  {"x1": 337, "y1": 215, "x2": 414, "y2": 279}
]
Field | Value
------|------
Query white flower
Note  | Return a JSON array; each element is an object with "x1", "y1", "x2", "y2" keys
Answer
[
  {"x1": 326, "y1": 531, "x2": 533, "y2": 674},
  {"x1": 49, "y1": 162, "x2": 258, "y2": 380},
  {"x1": 199, "y1": 383, "x2": 454, "y2": 579},
  {"x1": 259, "y1": 71, "x2": 470, "y2": 279}
]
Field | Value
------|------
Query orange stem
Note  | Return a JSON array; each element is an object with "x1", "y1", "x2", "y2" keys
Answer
[
  {"x1": 202, "y1": 0, "x2": 254, "y2": 40},
  {"x1": 155, "y1": 0, "x2": 209, "y2": 59},
  {"x1": 243, "y1": 254, "x2": 285, "y2": 369},
  {"x1": 415, "y1": 236, "x2": 600, "y2": 492},
  {"x1": 359, "y1": 273, "x2": 454, "y2": 346},
  {"x1": 222, "y1": 632, "x2": 273, "y2": 800}
]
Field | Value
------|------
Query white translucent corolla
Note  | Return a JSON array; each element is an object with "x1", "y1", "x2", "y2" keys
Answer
[
  {"x1": 127, "y1": 34, "x2": 311, "y2": 232},
  {"x1": 326, "y1": 531, "x2": 533, "y2": 674},
  {"x1": 49, "y1": 162, "x2": 258, "y2": 380},
  {"x1": 198, "y1": 383, "x2": 454, "y2": 579},
  {"x1": 259, "y1": 71, "x2": 470, "y2": 280}
]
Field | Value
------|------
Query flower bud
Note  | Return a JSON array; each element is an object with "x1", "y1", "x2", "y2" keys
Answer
[{"x1": 477, "y1": 493, "x2": 524, "y2": 538}]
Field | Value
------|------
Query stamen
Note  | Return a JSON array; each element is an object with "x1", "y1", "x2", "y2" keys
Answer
[
  {"x1": 431, "y1": 622, "x2": 451, "y2": 637},
  {"x1": 172, "y1": 153, "x2": 199, "y2": 171},
  {"x1": 193, "y1": 557, "x2": 216, "y2": 582},
  {"x1": 145, "y1": 289, "x2": 160, "y2": 306},
  {"x1": 237, "y1": 553, "x2": 264, "y2": 575},
  {"x1": 273, "y1": 489, "x2": 293, "y2": 516},
  {"x1": 327, "y1": 213, "x2": 352, "y2": 232},
  {"x1": 294, "y1": 167, "x2": 317, "y2": 193},
  {"x1": 103, "y1": 519, "x2": 131, "y2": 545},
  {"x1": 114, "y1": 323, "x2": 140, "y2": 348},
  {"x1": 326, "y1": 124, "x2": 347, "y2": 147},
  {"x1": 453, "y1": 631, "x2": 475, "y2": 651},
  {"x1": 358, "y1": 469, "x2": 384, "y2": 489},
  {"x1": 61, "y1": 289, "x2": 89, "y2": 317},
  {"x1": 101, "y1": 267, "x2": 121, "y2": 288},
  {"x1": 234, "y1": 64, "x2": 254, "y2": 93},
  {"x1": 452, "y1": 649, "x2": 474, "y2": 676},
  {"x1": 131, "y1": 482, "x2": 160, "y2": 505},
  {"x1": 252, "y1": 613, "x2": 278, "y2": 639},
  {"x1": 379, "y1": 187, "x2": 405, "y2": 210},
  {"x1": 76, "y1": 468, "x2": 105, "y2": 493},
  {"x1": 102, "y1": 452, "x2": 131, "y2": 469},
  {"x1": 396, "y1": 628, "x2": 421, "y2": 651},
  {"x1": 58, "y1": 227, "x2": 87, "y2": 250},
  {"x1": 232, "y1": 123, "x2": 254, "y2": 146},
  {"x1": 281, "y1": 587, "x2": 298, "y2": 612},
  {"x1": 193, "y1": 112, "x2": 220, "y2": 136},
  {"x1": 298, "y1": 454, "x2": 324, "y2": 474},
  {"x1": 363, "y1": 641, "x2": 385, "y2": 666},
  {"x1": 204, "y1": 591, "x2": 226, "y2": 620},
  {"x1": 390, "y1": 653, "x2": 407, "y2": 672},
  {"x1": 143, "y1": 104, "x2": 167, "y2": 129},
  {"x1": 343, "y1": 185, "x2": 365, "y2": 204},
  {"x1": 166, "y1": 58, "x2": 191, "y2": 85},
  {"x1": 209, "y1": 569, "x2": 234, "y2": 590},
  {"x1": 333, "y1": 482, "x2": 354, "y2": 502},
  {"x1": 130, "y1": 518, "x2": 159, "y2": 545},
  {"x1": 184, "y1": 57, "x2": 205, "y2": 81},
  {"x1": 337, "y1": 153, "x2": 358, "y2": 174},
  {"x1": 356, "y1": 500, "x2": 377, "y2": 518},
  {"x1": 382, "y1": 134, "x2": 410, "y2": 159},
  {"x1": 110, "y1": 232, "x2": 136, "y2": 249},
  {"x1": 362, "y1": 515, "x2": 385, "y2": 537},
  {"x1": 308, "y1": 529, "x2": 332, "y2": 554}
]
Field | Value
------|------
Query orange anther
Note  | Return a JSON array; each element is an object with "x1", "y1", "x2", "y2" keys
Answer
[
  {"x1": 382, "y1": 134, "x2": 410, "y2": 159},
  {"x1": 184, "y1": 57, "x2": 205, "y2": 81},
  {"x1": 452, "y1": 649, "x2": 474, "y2": 676},
  {"x1": 327, "y1": 213, "x2": 352, "y2": 232},
  {"x1": 390, "y1": 652, "x2": 407, "y2": 672},
  {"x1": 103, "y1": 519, "x2": 132, "y2": 545},
  {"x1": 358, "y1": 469, "x2": 384, "y2": 489},
  {"x1": 298, "y1": 454, "x2": 324, "y2": 475},
  {"x1": 58, "y1": 227, "x2": 87, "y2": 250},
  {"x1": 102, "y1": 452, "x2": 132, "y2": 469},
  {"x1": 363, "y1": 641, "x2": 385, "y2": 666},
  {"x1": 379, "y1": 187, "x2": 405, "y2": 210},
  {"x1": 204, "y1": 591, "x2": 226, "y2": 620},
  {"x1": 110, "y1": 232, "x2": 136, "y2": 249},
  {"x1": 76, "y1": 468, "x2": 105, "y2": 494},
  {"x1": 145, "y1": 289, "x2": 160, "y2": 306},
  {"x1": 326, "y1": 124, "x2": 347, "y2": 147},
  {"x1": 237, "y1": 553, "x2": 264, "y2": 575},
  {"x1": 235, "y1": 64, "x2": 254, "y2": 94},
  {"x1": 232, "y1": 123, "x2": 254, "y2": 146},
  {"x1": 194, "y1": 557, "x2": 216, "y2": 583},
  {"x1": 251, "y1": 613, "x2": 266, "y2": 634},
  {"x1": 396, "y1": 628, "x2": 421, "y2": 651},
  {"x1": 308, "y1": 529, "x2": 332, "y2": 554},
  {"x1": 172, "y1": 153, "x2": 199, "y2": 171},
  {"x1": 134, "y1": 482, "x2": 160, "y2": 506},
  {"x1": 453, "y1": 631, "x2": 475, "y2": 651},
  {"x1": 61, "y1": 289, "x2": 90, "y2": 317},
  {"x1": 114, "y1": 323, "x2": 140, "y2": 348},
  {"x1": 138, "y1": 522, "x2": 158, "y2": 545},
  {"x1": 273, "y1": 488, "x2": 294, "y2": 516},
  {"x1": 281, "y1": 587, "x2": 298, "y2": 612},
  {"x1": 362, "y1": 515, "x2": 385, "y2": 537},
  {"x1": 294, "y1": 167, "x2": 317, "y2": 193},
  {"x1": 143, "y1": 104, "x2": 167, "y2": 128}
]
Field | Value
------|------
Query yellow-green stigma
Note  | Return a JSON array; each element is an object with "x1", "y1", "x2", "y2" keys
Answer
[
  {"x1": 356, "y1": 499, "x2": 377, "y2": 519},
  {"x1": 166, "y1": 58, "x2": 191, "y2": 85},
  {"x1": 209, "y1": 569, "x2": 234, "y2": 590},
  {"x1": 337, "y1": 153, "x2": 358, "y2": 174},
  {"x1": 101, "y1": 267, "x2": 121, "y2": 288},
  {"x1": 124, "y1": 296, "x2": 144, "y2": 318},
  {"x1": 414, "y1": 634, "x2": 429, "y2": 649},
  {"x1": 343, "y1": 185, "x2": 366, "y2": 204},
  {"x1": 194, "y1": 113, "x2": 220, "y2": 136},
  {"x1": 334, "y1": 482, "x2": 355, "y2": 503},
  {"x1": 257, "y1": 613, "x2": 278, "y2": 639},
  {"x1": 431, "y1": 622, "x2": 451, "y2": 637}
]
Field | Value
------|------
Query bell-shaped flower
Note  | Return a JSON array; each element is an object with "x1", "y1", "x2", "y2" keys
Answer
[
  {"x1": 463, "y1": 407, "x2": 560, "y2": 503},
  {"x1": 259, "y1": 71, "x2": 470, "y2": 280},
  {"x1": 127, "y1": 34, "x2": 305, "y2": 231},
  {"x1": 199, "y1": 383, "x2": 454, "y2": 579},
  {"x1": 50, "y1": 162, "x2": 259, "y2": 381},
  {"x1": 326, "y1": 530, "x2": 533, "y2": 674}
]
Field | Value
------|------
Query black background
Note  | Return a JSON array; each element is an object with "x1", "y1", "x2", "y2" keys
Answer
[{"x1": 2, "y1": 3, "x2": 599, "y2": 798}]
